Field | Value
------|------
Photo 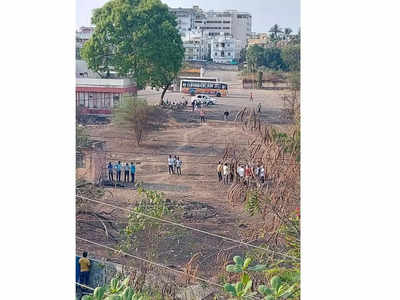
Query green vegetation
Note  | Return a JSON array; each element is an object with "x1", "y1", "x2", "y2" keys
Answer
[
  {"x1": 81, "y1": 0, "x2": 184, "y2": 103},
  {"x1": 281, "y1": 45, "x2": 300, "y2": 72},
  {"x1": 81, "y1": 276, "x2": 160, "y2": 300},
  {"x1": 119, "y1": 186, "x2": 171, "y2": 253},
  {"x1": 258, "y1": 276, "x2": 297, "y2": 300},
  {"x1": 223, "y1": 253, "x2": 299, "y2": 300},
  {"x1": 223, "y1": 256, "x2": 267, "y2": 299},
  {"x1": 268, "y1": 24, "x2": 300, "y2": 45},
  {"x1": 245, "y1": 191, "x2": 261, "y2": 216},
  {"x1": 246, "y1": 25, "x2": 300, "y2": 74},
  {"x1": 76, "y1": 125, "x2": 90, "y2": 148},
  {"x1": 246, "y1": 44, "x2": 300, "y2": 73}
]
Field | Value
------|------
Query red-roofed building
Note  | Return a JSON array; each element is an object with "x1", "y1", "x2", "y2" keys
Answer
[{"x1": 76, "y1": 78, "x2": 137, "y2": 117}]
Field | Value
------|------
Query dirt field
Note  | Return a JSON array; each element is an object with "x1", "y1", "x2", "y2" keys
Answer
[{"x1": 76, "y1": 69, "x2": 292, "y2": 281}]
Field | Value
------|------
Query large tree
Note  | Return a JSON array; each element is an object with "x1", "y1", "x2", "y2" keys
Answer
[
  {"x1": 246, "y1": 45, "x2": 265, "y2": 72},
  {"x1": 282, "y1": 44, "x2": 300, "y2": 72},
  {"x1": 283, "y1": 27, "x2": 293, "y2": 40},
  {"x1": 263, "y1": 47, "x2": 286, "y2": 71},
  {"x1": 269, "y1": 24, "x2": 283, "y2": 40},
  {"x1": 81, "y1": 0, "x2": 184, "y2": 103}
]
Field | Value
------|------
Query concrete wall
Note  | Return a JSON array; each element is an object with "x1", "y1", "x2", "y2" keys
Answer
[
  {"x1": 76, "y1": 147, "x2": 107, "y2": 184},
  {"x1": 76, "y1": 60, "x2": 100, "y2": 78},
  {"x1": 185, "y1": 61, "x2": 238, "y2": 71}
]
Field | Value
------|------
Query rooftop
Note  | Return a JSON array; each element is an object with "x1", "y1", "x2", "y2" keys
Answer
[{"x1": 76, "y1": 78, "x2": 136, "y2": 88}]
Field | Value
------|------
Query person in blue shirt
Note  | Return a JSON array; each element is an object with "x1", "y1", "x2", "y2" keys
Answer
[
  {"x1": 130, "y1": 162, "x2": 136, "y2": 184},
  {"x1": 107, "y1": 162, "x2": 114, "y2": 181},
  {"x1": 115, "y1": 161, "x2": 122, "y2": 182},
  {"x1": 124, "y1": 163, "x2": 130, "y2": 182}
]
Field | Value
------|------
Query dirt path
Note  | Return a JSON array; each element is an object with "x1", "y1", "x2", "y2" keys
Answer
[{"x1": 77, "y1": 69, "x2": 289, "y2": 278}]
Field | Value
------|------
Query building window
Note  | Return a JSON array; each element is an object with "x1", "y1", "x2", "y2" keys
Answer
[
  {"x1": 113, "y1": 94, "x2": 120, "y2": 107},
  {"x1": 221, "y1": 51, "x2": 225, "y2": 57},
  {"x1": 79, "y1": 92, "x2": 85, "y2": 106},
  {"x1": 76, "y1": 152, "x2": 85, "y2": 168}
]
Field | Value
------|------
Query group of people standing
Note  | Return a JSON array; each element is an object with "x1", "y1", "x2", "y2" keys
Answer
[
  {"x1": 191, "y1": 99, "x2": 211, "y2": 111},
  {"x1": 168, "y1": 155, "x2": 183, "y2": 175},
  {"x1": 107, "y1": 161, "x2": 136, "y2": 184},
  {"x1": 217, "y1": 161, "x2": 265, "y2": 185}
]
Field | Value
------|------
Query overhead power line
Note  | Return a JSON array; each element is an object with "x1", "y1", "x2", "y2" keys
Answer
[
  {"x1": 76, "y1": 195, "x2": 299, "y2": 261},
  {"x1": 88, "y1": 135, "x2": 251, "y2": 146},
  {"x1": 76, "y1": 236, "x2": 225, "y2": 289}
]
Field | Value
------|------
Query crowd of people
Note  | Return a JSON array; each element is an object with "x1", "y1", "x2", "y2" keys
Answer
[
  {"x1": 191, "y1": 98, "x2": 212, "y2": 111},
  {"x1": 168, "y1": 155, "x2": 183, "y2": 175},
  {"x1": 162, "y1": 97, "x2": 188, "y2": 109},
  {"x1": 107, "y1": 161, "x2": 136, "y2": 184},
  {"x1": 217, "y1": 161, "x2": 265, "y2": 185}
]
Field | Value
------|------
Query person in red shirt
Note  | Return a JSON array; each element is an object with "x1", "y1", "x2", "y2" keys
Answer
[
  {"x1": 199, "y1": 108, "x2": 206, "y2": 123},
  {"x1": 245, "y1": 165, "x2": 252, "y2": 184}
]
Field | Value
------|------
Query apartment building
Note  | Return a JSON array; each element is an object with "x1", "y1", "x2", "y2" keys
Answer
[
  {"x1": 170, "y1": 6, "x2": 251, "y2": 63},
  {"x1": 170, "y1": 6, "x2": 252, "y2": 42},
  {"x1": 210, "y1": 34, "x2": 245, "y2": 64},
  {"x1": 169, "y1": 6, "x2": 204, "y2": 37},
  {"x1": 76, "y1": 26, "x2": 95, "y2": 59},
  {"x1": 182, "y1": 30, "x2": 209, "y2": 61}
]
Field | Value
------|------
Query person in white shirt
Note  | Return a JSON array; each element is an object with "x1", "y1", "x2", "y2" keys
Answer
[
  {"x1": 173, "y1": 155, "x2": 177, "y2": 173},
  {"x1": 223, "y1": 163, "x2": 229, "y2": 184},
  {"x1": 259, "y1": 166, "x2": 265, "y2": 183},
  {"x1": 168, "y1": 155, "x2": 174, "y2": 174},
  {"x1": 255, "y1": 166, "x2": 260, "y2": 177},
  {"x1": 237, "y1": 165, "x2": 245, "y2": 181},
  {"x1": 176, "y1": 157, "x2": 182, "y2": 175}
]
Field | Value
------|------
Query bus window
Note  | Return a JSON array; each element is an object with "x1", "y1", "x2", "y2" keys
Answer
[
  {"x1": 221, "y1": 83, "x2": 227, "y2": 89},
  {"x1": 213, "y1": 83, "x2": 221, "y2": 89}
]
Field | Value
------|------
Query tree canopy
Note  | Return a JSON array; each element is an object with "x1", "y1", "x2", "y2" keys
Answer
[
  {"x1": 246, "y1": 45, "x2": 287, "y2": 71},
  {"x1": 81, "y1": 0, "x2": 184, "y2": 101},
  {"x1": 246, "y1": 45, "x2": 265, "y2": 72},
  {"x1": 282, "y1": 44, "x2": 300, "y2": 72},
  {"x1": 245, "y1": 25, "x2": 300, "y2": 73}
]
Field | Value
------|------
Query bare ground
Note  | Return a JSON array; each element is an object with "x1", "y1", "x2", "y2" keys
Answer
[{"x1": 76, "y1": 69, "x2": 293, "y2": 282}]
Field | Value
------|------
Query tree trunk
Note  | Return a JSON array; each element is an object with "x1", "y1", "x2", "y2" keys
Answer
[{"x1": 160, "y1": 83, "x2": 171, "y2": 105}]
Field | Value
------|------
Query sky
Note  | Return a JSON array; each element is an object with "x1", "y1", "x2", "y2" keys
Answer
[{"x1": 76, "y1": 0, "x2": 300, "y2": 33}]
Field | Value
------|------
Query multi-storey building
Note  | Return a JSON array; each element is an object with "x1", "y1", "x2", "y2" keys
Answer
[
  {"x1": 76, "y1": 26, "x2": 94, "y2": 59},
  {"x1": 247, "y1": 33, "x2": 270, "y2": 47},
  {"x1": 169, "y1": 6, "x2": 204, "y2": 37},
  {"x1": 170, "y1": 6, "x2": 252, "y2": 43},
  {"x1": 170, "y1": 6, "x2": 251, "y2": 63},
  {"x1": 210, "y1": 34, "x2": 245, "y2": 64},
  {"x1": 182, "y1": 30, "x2": 209, "y2": 61}
]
